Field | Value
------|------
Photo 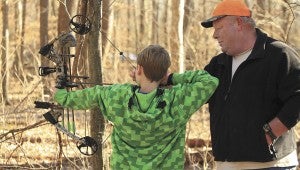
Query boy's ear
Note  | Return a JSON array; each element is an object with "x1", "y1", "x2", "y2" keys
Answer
[{"x1": 137, "y1": 65, "x2": 143, "y2": 75}]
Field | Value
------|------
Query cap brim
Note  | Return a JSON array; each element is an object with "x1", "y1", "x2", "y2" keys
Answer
[{"x1": 201, "y1": 15, "x2": 226, "y2": 28}]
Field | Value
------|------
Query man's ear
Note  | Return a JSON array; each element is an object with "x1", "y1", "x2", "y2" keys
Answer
[{"x1": 236, "y1": 16, "x2": 243, "y2": 31}]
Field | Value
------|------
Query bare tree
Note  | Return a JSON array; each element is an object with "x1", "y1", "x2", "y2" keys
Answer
[
  {"x1": 101, "y1": 0, "x2": 110, "y2": 57},
  {"x1": 183, "y1": 0, "x2": 192, "y2": 35},
  {"x1": 178, "y1": 0, "x2": 185, "y2": 73},
  {"x1": 1, "y1": 0, "x2": 10, "y2": 105},
  {"x1": 40, "y1": 0, "x2": 49, "y2": 54},
  {"x1": 20, "y1": 0, "x2": 26, "y2": 73},
  {"x1": 170, "y1": 0, "x2": 180, "y2": 72},
  {"x1": 57, "y1": 0, "x2": 74, "y2": 34},
  {"x1": 72, "y1": 0, "x2": 88, "y2": 79},
  {"x1": 139, "y1": 1, "x2": 145, "y2": 44},
  {"x1": 87, "y1": 0, "x2": 105, "y2": 169},
  {"x1": 159, "y1": 0, "x2": 169, "y2": 48},
  {"x1": 13, "y1": 0, "x2": 25, "y2": 78},
  {"x1": 151, "y1": 0, "x2": 159, "y2": 43},
  {"x1": 127, "y1": 0, "x2": 132, "y2": 46},
  {"x1": 40, "y1": 0, "x2": 50, "y2": 95}
]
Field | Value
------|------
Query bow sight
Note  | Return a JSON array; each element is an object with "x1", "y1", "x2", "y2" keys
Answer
[{"x1": 38, "y1": 15, "x2": 91, "y2": 89}]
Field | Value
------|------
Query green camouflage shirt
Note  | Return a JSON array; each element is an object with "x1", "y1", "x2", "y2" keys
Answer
[{"x1": 54, "y1": 70, "x2": 218, "y2": 170}]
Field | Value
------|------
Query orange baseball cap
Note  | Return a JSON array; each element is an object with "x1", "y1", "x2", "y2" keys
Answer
[{"x1": 201, "y1": 0, "x2": 251, "y2": 28}]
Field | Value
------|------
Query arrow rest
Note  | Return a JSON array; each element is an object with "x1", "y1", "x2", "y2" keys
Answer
[{"x1": 56, "y1": 75, "x2": 79, "y2": 89}]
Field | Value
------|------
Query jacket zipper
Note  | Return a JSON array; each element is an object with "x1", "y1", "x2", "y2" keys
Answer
[
  {"x1": 224, "y1": 75, "x2": 232, "y2": 101},
  {"x1": 225, "y1": 57, "x2": 249, "y2": 101}
]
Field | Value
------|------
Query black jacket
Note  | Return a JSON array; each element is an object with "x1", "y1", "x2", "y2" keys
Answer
[{"x1": 205, "y1": 29, "x2": 300, "y2": 162}]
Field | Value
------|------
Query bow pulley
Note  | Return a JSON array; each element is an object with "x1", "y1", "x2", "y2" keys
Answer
[
  {"x1": 34, "y1": 101, "x2": 98, "y2": 156},
  {"x1": 70, "y1": 15, "x2": 92, "y2": 35}
]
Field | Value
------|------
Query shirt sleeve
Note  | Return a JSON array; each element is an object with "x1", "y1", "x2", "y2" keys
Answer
[
  {"x1": 54, "y1": 84, "x2": 132, "y2": 121},
  {"x1": 54, "y1": 86, "x2": 106, "y2": 110},
  {"x1": 276, "y1": 44, "x2": 300, "y2": 129},
  {"x1": 169, "y1": 70, "x2": 218, "y2": 122}
]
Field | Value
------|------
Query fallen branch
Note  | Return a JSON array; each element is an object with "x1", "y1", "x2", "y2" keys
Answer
[{"x1": 0, "y1": 120, "x2": 48, "y2": 143}]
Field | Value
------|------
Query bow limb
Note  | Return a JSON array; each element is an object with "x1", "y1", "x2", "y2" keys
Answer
[
  {"x1": 43, "y1": 111, "x2": 98, "y2": 156},
  {"x1": 34, "y1": 101, "x2": 99, "y2": 156}
]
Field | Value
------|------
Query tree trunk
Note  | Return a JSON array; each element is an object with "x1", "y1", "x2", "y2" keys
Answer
[
  {"x1": 87, "y1": 0, "x2": 105, "y2": 169},
  {"x1": 183, "y1": 0, "x2": 192, "y2": 35},
  {"x1": 139, "y1": 1, "x2": 145, "y2": 44},
  {"x1": 170, "y1": 0, "x2": 180, "y2": 71},
  {"x1": 40, "y1": 0, "x2": 50, "y2": 95},
  {"x1": 20, "y1": 0, "x2": 27, "y2": 74},
  {"x1": 1, "y1": 0, "x2": 10, "y2": 105},
  {"x1": 57, "y1": 0, "x2": 74, "y2": 34},
  {"x1": 13, "y1": 0, "x2": 23, "y2": 75},
  {"x1": 72, "y1": 0, "x2": 88, "y2": 79},
  {"x1": 40, "y1": 0, "x2": 49, "y2": 63},
  {"x1": 151, "y1": 0, "x2": 158, "y2": 43},
  {"x1": 160, "y1": 0, "x2": 168, "y2": 48},
  {"x1": 178, "y1": 0, "x2": 185, "y2": 73},
  {"x1": 101, "y1": 0, "x2": 110, "y2": 57},
  {"x1": 127, "y1": 0, "x2": 132, "y2": 46},
  {"x1": 132, "y1": 1, "x2": 139, "y2": 51}
]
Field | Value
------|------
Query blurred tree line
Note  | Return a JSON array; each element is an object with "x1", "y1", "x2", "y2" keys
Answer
[{"x1": 0, "y1": 0, "x2": 299, "y2": 169}]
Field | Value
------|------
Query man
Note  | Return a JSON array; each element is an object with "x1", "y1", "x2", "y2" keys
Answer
[
  {"x1": 54, "y1": 45, "x2": 218, "y2": 169},
  {"x1": 201, "y1": 0, "x2": 300, "y2": 169}
]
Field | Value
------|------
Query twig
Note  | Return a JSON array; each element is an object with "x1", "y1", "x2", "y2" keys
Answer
[
  {"x1": 283, "y1": 0, "x2": 295, "y2": 42},
  {"x1": 57, "y1": 129, "x2": 63, "y2": 169},
  {"x1": 0, "y1": 120, "x2": 47, "y2": 143}
]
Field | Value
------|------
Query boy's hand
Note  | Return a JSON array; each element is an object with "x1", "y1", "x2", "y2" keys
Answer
[{"x1": 160, "y1": 72, "x2": 171, "y2": 86}]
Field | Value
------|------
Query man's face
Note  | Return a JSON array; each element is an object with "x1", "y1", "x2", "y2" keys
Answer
[{"x1": 212, "y1": 16, "x2": 239, "y2": 56}]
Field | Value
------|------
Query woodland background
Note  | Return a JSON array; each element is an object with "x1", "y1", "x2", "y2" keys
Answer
[{"x1": 0, "y1": 0, "x2": 300, "y2": 169}]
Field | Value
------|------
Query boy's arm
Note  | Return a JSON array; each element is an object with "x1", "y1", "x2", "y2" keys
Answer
[
  {"x1": 54, "y1": 86, "x2": 105, "y2": 110},
  {"x1": 170, "y1": 70, "x2": 218, "y2": 87},
  {"x1": 168, "y1": 70, "x2": 218, "y2": 119}
]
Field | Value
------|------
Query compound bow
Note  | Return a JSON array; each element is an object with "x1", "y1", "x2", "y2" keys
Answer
[{"x1": 35, "y1": 15, "x2": 98, "y2": 156}]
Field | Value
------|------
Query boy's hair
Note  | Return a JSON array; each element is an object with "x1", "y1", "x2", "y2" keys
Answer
[{"x1": 137, "y1": 45, "x2": 171, "y2": 82}]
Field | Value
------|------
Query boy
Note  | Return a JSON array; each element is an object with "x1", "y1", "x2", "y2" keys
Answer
[{"x1": 54, "y1": 44, "x2": 218, "y2": 169}]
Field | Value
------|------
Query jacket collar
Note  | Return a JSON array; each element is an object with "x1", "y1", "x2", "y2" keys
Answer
[{"x1": 247, "y1": 28, "x2": 268, "y2": 60}]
